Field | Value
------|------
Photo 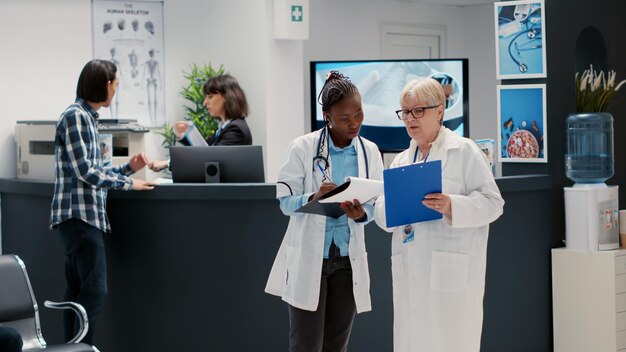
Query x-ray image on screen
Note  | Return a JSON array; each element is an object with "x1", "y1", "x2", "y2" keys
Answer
[{"x1": 311, "y1": 59, "x2": 469, "y2": 151}]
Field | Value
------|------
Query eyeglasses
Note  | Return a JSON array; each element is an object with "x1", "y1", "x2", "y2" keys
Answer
[{"x1": 395, "y1": 105, "x2": 440, "y2": 120}]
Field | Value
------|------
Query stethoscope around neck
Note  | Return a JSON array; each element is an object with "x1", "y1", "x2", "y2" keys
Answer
[{"x1": 312, "y1": 125, "x2": 370, "y2": 181}]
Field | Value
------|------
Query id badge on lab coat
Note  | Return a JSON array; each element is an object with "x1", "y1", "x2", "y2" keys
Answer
[{"x1": 402, "y1": 224, "x2": 414, "y2": 244}]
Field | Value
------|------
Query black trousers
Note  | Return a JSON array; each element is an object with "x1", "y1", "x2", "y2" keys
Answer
[
  {"x1": 0, "y1": 326, "x2": 22, "y2": 352},
  {"x1": 57, "y1": 218, "x2": 108, "y2": 345},
  {"x1": 288, "y1": 246, "x2": 357, "y2": 352}
]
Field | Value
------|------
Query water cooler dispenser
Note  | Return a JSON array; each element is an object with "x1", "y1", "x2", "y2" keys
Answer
[{"x1": 564, "y1": 113, "x2": 619, "y2": 250}]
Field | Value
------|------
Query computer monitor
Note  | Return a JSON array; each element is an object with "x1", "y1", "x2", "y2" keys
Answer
[
  {"x1": 170, "y1": 145, "x2": 265, "y2": 183},
  {"x1": 310, "y1": 58, "x2": 469, "y2": 152}
]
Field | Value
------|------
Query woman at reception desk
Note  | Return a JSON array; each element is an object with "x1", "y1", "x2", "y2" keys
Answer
[{"x1": 148, "y1": 74, "x2": 252, "y2": 172}]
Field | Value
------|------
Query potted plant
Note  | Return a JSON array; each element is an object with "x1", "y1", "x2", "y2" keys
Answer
[
  {"x1": 154, "y1": 121, "x2": 176, "y2": 148},
  {"x1": 156, "y1": 63, "x2": 226, "y2": 147},
  {"x1": 574, "y1": 65, "x2": 625, "y2": 113}
]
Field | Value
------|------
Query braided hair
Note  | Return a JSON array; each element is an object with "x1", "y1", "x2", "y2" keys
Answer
[
  {"x1": 314, "y1": 71, "x2": 360, "y2": 178},
  {"x1": 317, "y1": 71, "x2": 359, "y2": 114}
]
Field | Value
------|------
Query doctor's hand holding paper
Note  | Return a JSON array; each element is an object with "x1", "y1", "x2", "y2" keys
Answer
[
  {"x1": 308, "y1": 181, "x2": 367, "y2": 220},
  {"x1": 374, "y1": 77, "x2": 504, "y2": 352},
  {"x1": 265, "y1": 71, "x2": 384, "y2": 352}
]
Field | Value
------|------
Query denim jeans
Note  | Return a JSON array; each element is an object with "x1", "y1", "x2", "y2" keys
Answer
[
  {"x1": 288, "y1": 244, "x2": 356, "y2": 352},
  {"x1": 57, "y1": 218, "x2": 108, "y2": 345}
]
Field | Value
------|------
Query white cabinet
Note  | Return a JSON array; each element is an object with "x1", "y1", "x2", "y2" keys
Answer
[{"x1": 552, "y1": 248, "x2": 626, "y2": 351}]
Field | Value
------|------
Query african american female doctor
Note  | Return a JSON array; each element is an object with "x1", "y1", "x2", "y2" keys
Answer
[
  {"x1": 374, "y1": 77, "x2": 504, "y2": 352},
  {"x1": 266, "y1": 72, "x2": 384, "y2": 352}
]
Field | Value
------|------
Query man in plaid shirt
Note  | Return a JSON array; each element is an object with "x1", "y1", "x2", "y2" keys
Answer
[{"x1": 49, "y1": 59, "x2": 154, "y2": 345}]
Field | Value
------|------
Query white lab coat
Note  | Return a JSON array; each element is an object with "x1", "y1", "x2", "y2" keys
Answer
[
  {"x1": 374, "y1": 127, "x2": 504, "y2": 352},
  {"x1": 266, "y1": 129, "x2": 384, "y2": 313}
]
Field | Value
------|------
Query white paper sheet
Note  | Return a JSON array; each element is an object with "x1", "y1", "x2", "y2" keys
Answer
[
  {"x1": 153, "y1": 177, "x2": 173, "y2": 184},
  {"x1": 183, "y1": 122, "x2": 208, "y2": 146},
  {"x1": 318, "y1": 177, "x2": 383, "y2": 204}
]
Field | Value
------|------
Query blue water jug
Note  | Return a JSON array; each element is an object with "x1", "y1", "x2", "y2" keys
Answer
[{"x1": 565, "y1": 112, "x2": 614, "y2": 183}]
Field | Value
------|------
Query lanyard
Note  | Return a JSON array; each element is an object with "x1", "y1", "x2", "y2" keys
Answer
[{"x1": 412, "y1": 147, "x2": 429, "y2": 163}]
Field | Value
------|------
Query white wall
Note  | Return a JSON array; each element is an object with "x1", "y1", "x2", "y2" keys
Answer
[
  {"x1": 0, "y1": 0, "x2": 93, "y2": 179},
  {"x1": 462, "y1": 3, "x2": 501, "y2": 176},
  {"x1": 463, "y1": 3, "x2": 499, "y2": 140},
  {"x1": 305, "y1": 0, "x2": 467, "y2": 61}
]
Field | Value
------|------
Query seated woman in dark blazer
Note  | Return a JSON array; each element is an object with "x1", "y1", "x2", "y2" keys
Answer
[{"x1": 149, "y1": 74, "x2": 252, "y2": 171}]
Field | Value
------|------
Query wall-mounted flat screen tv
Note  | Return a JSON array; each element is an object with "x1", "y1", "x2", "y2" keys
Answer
[{"x1": 310, "y1": 58, "x2": 469, "y2": 152}]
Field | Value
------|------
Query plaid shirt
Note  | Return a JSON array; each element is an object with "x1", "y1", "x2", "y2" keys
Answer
[{"x1": 49, "y1": 98, "x2": 134, "y2": 233}]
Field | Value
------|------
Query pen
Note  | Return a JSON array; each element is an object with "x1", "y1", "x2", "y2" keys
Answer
[{"x1": 316, "y1": 163, "x2": 332, "y2": 181}]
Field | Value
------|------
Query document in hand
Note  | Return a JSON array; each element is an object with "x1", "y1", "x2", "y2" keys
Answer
[
  {"x1": 318, "y1": 177, "x2": 383, "y2": 204},
  {"x1": 296, "y1": 177, "x2": 383, "y2": 218},
  {"x1": 182, "y1": 122, "x2": 208, "y2": 147},
  {"x1": 383, "y1": 160, "x2": 442, "y2": 227}
]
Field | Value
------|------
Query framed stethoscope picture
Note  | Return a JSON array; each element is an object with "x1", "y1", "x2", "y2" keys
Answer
[
  {"x1": 494, "y1": 0, "x2": 546, "y2": 80},
  {"x1": 497, "y1": 84, "x2": 547, "y2": 163}
]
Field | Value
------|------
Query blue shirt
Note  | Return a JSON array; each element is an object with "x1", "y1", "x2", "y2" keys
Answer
[
  {"x1": 279, "y1": 136, "x2": 373, "y2": 258},
  {"x1": 49, "y1": 98, "x2": 134, "y2": 233}
]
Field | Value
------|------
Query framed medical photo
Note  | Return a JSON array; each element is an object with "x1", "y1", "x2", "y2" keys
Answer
[
  {"x1": 494, "y1": 0, "x2": 546, "y2": 79},
  {"x1": 475, "y1": 138, "x2": 496, "y2": 175},
  {"x1": 497, "y1": 84, "x2": 547, "y2": 163}
]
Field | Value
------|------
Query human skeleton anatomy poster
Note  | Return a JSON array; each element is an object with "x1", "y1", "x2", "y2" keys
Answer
[{"x1": 92, "y1": 0, "x2": 165, "y2": 127}]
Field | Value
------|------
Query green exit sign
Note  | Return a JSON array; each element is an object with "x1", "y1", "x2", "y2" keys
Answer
[{"x1": 291, "y1": 5, "x2": 303, "y2": 22}]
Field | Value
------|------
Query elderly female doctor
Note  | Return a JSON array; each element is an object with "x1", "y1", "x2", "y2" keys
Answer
[
  {"x1": 266, "y1": 71, "x2": 384, "y2": 352},
  {"x1": 375, "y1": 77, "x2": 504, "y2": 352}
]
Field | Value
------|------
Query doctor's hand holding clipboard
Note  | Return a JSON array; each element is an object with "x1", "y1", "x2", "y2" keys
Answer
[
  {"x1": 382, "y1": 160, "x2": 444, "y2": 227},
  {"x1": 300, "y1": 180, "x2": 366, "y2": 219}
]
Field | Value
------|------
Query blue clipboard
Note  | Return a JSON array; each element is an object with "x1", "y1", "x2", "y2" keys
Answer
[{"x1": 383, "y1": 160, "x2": 442, "y2": 227}]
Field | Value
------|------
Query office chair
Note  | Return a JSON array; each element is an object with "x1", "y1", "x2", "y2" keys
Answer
[{"x1": 0, "y1": 254, "x2": 99, "y2": 352}]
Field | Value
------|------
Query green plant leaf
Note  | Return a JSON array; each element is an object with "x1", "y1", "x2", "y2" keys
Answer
[
  {"x1": 155, "y1": 122, "x2": 177, "y2": 148},
  {"x1": 179, "y1": 63, "x2": 226, "y2": 139}
]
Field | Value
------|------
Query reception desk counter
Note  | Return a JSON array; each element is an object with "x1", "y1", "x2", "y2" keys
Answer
[{"x1": 0, "y1": 175, "x2": 555, "y2": 351}]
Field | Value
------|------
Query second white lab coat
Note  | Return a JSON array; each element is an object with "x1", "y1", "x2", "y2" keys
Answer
[
  {"x1": 375, "y1": 127, "x2": 504, "y2": 352},
  {"x1": 265, "y1": 129, "x2": 384, "y2": 313}
]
